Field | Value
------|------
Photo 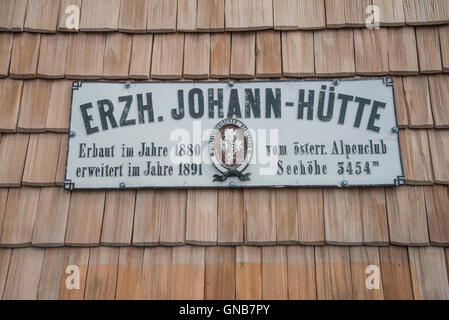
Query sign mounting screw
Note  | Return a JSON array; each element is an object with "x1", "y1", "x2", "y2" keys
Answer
[
  {"x1": 391, "y1": 127, "x2": 399, "y2": 133},
  {"x1": 228, "y1": 81, "x2": 234, "y2": 87},
  {"x1": 69, "y1": 130, "x2": 76, "y2": 137},
  {"x1": 124, "y1": 82, "x2": 131, "y2": 88},
  {"x1": 229, "y1": 181, "x2": 236, "y2": 187},
  {"x1": 119, "y1": 182, "x2": 126, "y2": 188},
  {"x1": 333, "y1": 80, "x2": 340, "y2": 86},
  {"x1": 341, "y1": 180, "x2": 348, "y2": 187}
]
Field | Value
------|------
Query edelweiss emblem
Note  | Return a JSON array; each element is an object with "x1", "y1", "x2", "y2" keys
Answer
[
  {"x1": 209, "y1": 119, "x2": 253, "y2": 182},
  {"x1": 219, "y1": 128, "x2": 244, "y2": 166}
]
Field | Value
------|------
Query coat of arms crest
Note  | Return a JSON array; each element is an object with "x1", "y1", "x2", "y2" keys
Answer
[{"x1": 209, "y1": 119, "x2": 253, "y2": 182}]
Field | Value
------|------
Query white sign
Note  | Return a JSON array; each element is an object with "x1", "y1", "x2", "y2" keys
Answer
[{"x1": 64, "y1": 79, "x2": 404, "y2": 189}]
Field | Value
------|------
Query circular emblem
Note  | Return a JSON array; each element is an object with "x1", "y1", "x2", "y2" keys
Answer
[{"x1": 209, "y1": 119, "x2": 253, "y2": 175}]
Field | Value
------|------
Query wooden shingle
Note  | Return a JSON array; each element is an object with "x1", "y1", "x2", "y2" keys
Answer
[
  {"x1": 101, "y1": 190, "x2": 136, "y2": 246},
  {"x1": 17, "y1": 79, "x2": 52, "y2": 132},
  {"x1": 439, "y1": 25, "x2": 449, "y2": 72},
  {"x1": 37, "y1": 34, "x2": 69, "y2": 79},
  {"x1": 360, "y1": 188, "x2": 389, "y2": 245},
  {"x1": 210, "y1": 33, "x2": 231, "y2": 79},
  {"x1": 225, "y1": 0, "x2": 273, "y2": 31},
  {"x1": 22, "y1": 133, "x2": 61, "y2": 186},
  {"x1": 424, "y1": 185, "x2": 449, "y2": 245},
  {"x1": 0, "y1": 33, "x2": 12, "y2": 77},
  {"x1": 408, "y1": 247, "x2": 449, "y2": 299},
  {"x1": 24, "y1": 0, "x2": 60, "y2": 33},
  {"x1": 379, "y1": 246, "x2": 414, "y2": 299},
  {"x1": 159, "y1": 190, "x2": 187, "y2": 245},
  {"x1": 287, "y1": 246, "x2": 316, "y2": 299},
  {"x1": 147, "y1": 0, "x2": 177, "y2": 32},
  {"x1": 103, "y1": 33, "x2": 132, "y2": 79},
  {"x1": 0, "y1": 189, "x2": 5, "y2": 239},
  {"x1": 177, "y1": 0, "x2": 197, "y2": 32},
  {"x1": 297, "y1": 188, "x2": 325, "y2": 244},
  {"x1": 349, "y1": 247, "x2": 384, "y2": 300},
  {"x1": 244, "y1": 189, "x2": 276, "y2": 245},
  {"x1": 0, "y1": 134, "x2": 29, "y2": 187},
  {"x1": 445, "y1": 248, "x2": 449, "y2": 279},
  {"x1": 170, "y1": 246, "x2": 205, "y2": 300},
  {"x1": 402, "y1": 76, "x2": 434, "y2": 128},
  {"x1": 58, "y1": 247, "x2": 90, "y2": 300},
  {"x1": 0, "y1": 0, "x2": 15, "y2": 30},
  {"x1": 298, "y1": 0, "x2": 326, "y2": 30},
  {"x1": 230, "y1": 32, "x2": 255, "y2": 79},
  {"x1": 185, "y1": 189, "x2": 217, "y2": 245},
  {"x1": 325, "y1": 0, "x2": 346, "y2": 28},
  {"x1": 354, "y1": 29, "x2": 389, "y2": 75},
  {"x1": 372, "y1": 0, "x2": 406, "y2": 26},
  {"x1": 386, "y1": 186, "x2": 429, "y2": 245},
  {"x1": 84, "y1": 247, "x2": 119, "y2": 300},
  {"x1": 403, "y1": 0, "x2": 449, "y2": 25},
  {"x1": 57, "y1": 0, "x2": 82, "y2": 32},
  {"x1": 119, "y1": 0, "x2": 148, "y2": 33},
  {"x1": 3, "y1": 248, "x2": 45, "y2": 300},
  {"x1": 392, "y1": 77, "x2": 409, "y2": 128},
  {"x1": 416, "y1": 27, "x2": 443, "y2": 73},
  {"x1": 0, "y1": 79, "x2": 23, "y2": 132},
  {"x1": 11, "y1": 0, "x2": 28, "y2": 32},
  {"x1": 0, "y1": 248, "x2": 12, "y2": 297},
  {"x1": 196, "y1": 0, "x2": 225, "y2": 31},
  {"x1": 399, "y1": 129, "x2": 433, "y2": 184},
  {"x1": 66, "y1": 33, "x2": 105, "y2": 79},
  {"x1": 129, "y1": 34, "x2": 153, "y2": 79},
  {"x1": 236, "y1": 246, "x2": 262, "y2": 299},
  {"x1": 32, "y1": 187, "x2": 70, "y2": 246},
  {"x1": 141, "y1": 247, "x2": 172, "y2": 299},
  {"x1": 151, "y1": 33, "x2": 184, "y2": 79},
  {"x1": 133, "y1": 190, "x2": 162, "y2": 245},
  {"x1": 116, "y1": 247, "x2": 144, "y2": 300},
  {"x1": 275, "y1": 189, "x2": 298, "y2": 244},
  {"x1": 204, "y1": 247, "x2": 236, "y2": 299},
  {"x1": 217, "y1": 190, "x2": 244, "y2": 245},
  {"x1": 281, "y1": 31, "x2": 315, "y2": 77},
  {"x1": 46, "y1": 80, "x2": 72, "y2": 132},
  {"x1": 0, "y1": 189, "x2": 8, "y2": 242},
  {"x1": 183, "y1": 33, "x2": 210, "y2": 79},
  {"x1": 428, "y1": 75, "x2": 449, "y2": 128},
  {"x1": 80, "y1": 0, "x2": 120, "y2": 31},
  {"x1": 256, "y1": 30, "x2": 282, "y2": 78},
  {"x1": 0, "y1": 187, "x2": 40, "y2": 247},
  {"x1": 387, "y1": 27, "x2": 419, "y2": 75},
  {"x1": 55, "y1": 134, "x2": 68, "y2": 185},
  {"x1": 428, "y1": 129, "x2": 449, "y2": 184},
  {"x1": 314, "y1": 29, "x2": 355, "y2": 77},
  {"x1": 323, "y1": 188, "x2": 363, "y2": 245},
  {"x1": 315, "y1": 246, "x2": 353, "y2": 300},
  {"x1": 9, "y1": 33, "x2": 41, "y2": 79},
  {"x1": 262, "y1": 246, "x2": 288, "y2": 299},
  {"x1": 65, "y1": 191, "x2": 106, "y2": 246},
  {"x1": 344, "y1": 0, "x2": 371, "y2": 27},
  {"x1": 273, "y1": 0, "x2": 300, "y2": 30},
  {"x1": 37, "y1": 248, "x2": 66, "y2": 299}
]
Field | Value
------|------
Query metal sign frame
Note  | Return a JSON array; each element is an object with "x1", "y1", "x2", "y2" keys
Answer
[{"x1": 64, "y1": 78, "x2": 405, "y2": 190}]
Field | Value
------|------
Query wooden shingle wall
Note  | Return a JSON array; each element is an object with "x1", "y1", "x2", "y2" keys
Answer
[
  {"x1": 0, "y1": 0, "x2": 447, "y2": 32},
  {"x1": 0, "y1": 0, "x2": 449, "y2": 300},
  {"x1": 0, "y1": 245, "x2": 448, "y2": 300}
]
